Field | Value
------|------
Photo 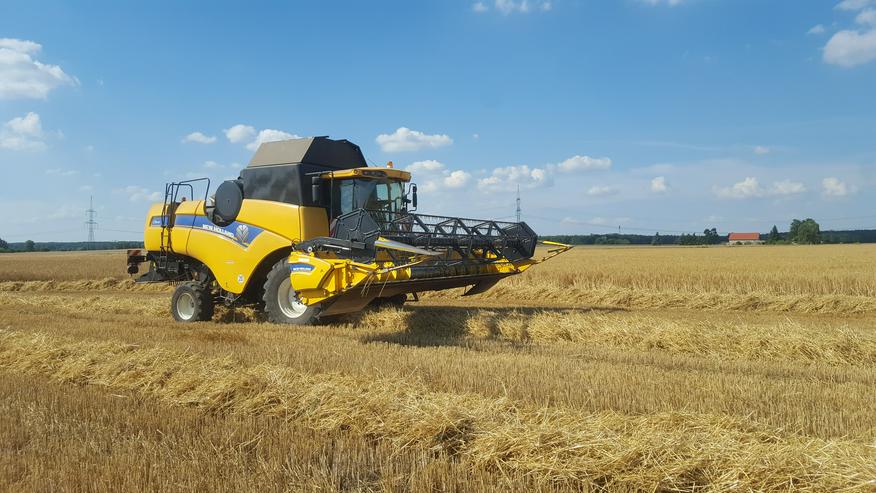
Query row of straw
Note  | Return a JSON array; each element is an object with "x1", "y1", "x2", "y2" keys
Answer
[{"x1": 0, "y1": 329, "x2": 872, "y2": 492}]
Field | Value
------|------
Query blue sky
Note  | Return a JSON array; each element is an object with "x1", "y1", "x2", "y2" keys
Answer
[{"x1": 1, "y1": 0, "x2": 875, "y2": 241}]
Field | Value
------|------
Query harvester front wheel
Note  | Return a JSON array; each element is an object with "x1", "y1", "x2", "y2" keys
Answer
[
  {"x1": 263, "y1": 261, "x2": 320, "y2": 325},
  {"x1": 171, "y1": 282, "x2": 214, "y2": 322}
]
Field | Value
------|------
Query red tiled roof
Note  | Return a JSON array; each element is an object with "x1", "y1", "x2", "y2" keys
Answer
[{"x1": 728, "y1": 232, "x2": 760, "y2": 241}]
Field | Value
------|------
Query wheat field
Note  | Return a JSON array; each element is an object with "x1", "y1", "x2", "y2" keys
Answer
[{"x1": 0, "y1": 245, "x2": 874, "y2": 492}]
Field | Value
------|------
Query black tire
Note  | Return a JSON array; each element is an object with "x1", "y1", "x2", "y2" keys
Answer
[
  {"x1": 171, "y1": 282, "x2": 214, "y2": 322},
  {"x1": 263, "y1": 260, "x2": 321, "y2": 325}
]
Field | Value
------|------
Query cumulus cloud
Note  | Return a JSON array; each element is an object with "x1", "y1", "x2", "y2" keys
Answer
[
  {"x1": 405, "y1": 160, "x2": 471, "y2": 192},
  {"x1": 753, "y1": 145, "x2": 771, "y2": 155},
  {"x1": 117, "y1": 186, "x2": 162, "y2": 202},
  {"x1": 650, "y1": 176, "x2": 668, "y2": 193},
  {"x1": 836, "y1": 0, "x2": 876, "y2": 11},
  {"x1": 472, "y1": 2, "x2": 488, "y2": 12},
  {"x1": 822, "y1": 177, "x2": 850, "y2": 196},
  {"x1": 808, "y1": 24, "x2": 827, "y2": 35},
  {"x1": 224, "y1": 124, "x2": 256, "y2": 144},
  {"x1": 857, "y1": 8, "x2": 876, "y2": 25},
  {"x1": 444, "y1": 170, "x2": 472, "y2": 188},
  {"x1": 478, "y1": 164, "x2": 552, "y2": 192},
  {"x1": 376, "y1": 127, "x2": 453, "y2": 153},
  {"x1": 224, "y1": 124, "x2": 300, "y2": 151},
  {"x1": 182, "y1": 131, "x2": 216, "y2": 144},
  {"x1": 0, "y1": 38, "x2": 77, "y2": 100},
  {"x1": 0, "y1": 112, "x2": 46, "y2": 151},
  {"x1": 823, "y1": 28, "x2": 876, "y2": 67},
  {"x1": 405, "y1": 160, "x2": 445, "y2": 173},
  {"x1": 246, "y1": 129, "x2": 301, "y2": 151},
  {"x1": 714, "y1": 177, "x2": 807, "y2": 199},
  {"x1": 770, "y1": 179, "x2": 807, "y2": 195},
  {"x1": 476, "y1": 153, "x2": 611, "y2": 193},
  {"x1": 557, "y1": 155, "x2": 612, "y2": 172}
]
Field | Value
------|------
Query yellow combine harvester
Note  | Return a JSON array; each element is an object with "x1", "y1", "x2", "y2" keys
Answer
[{"x1": 127, "y1": 137, "x2": 570, "y2": 324}]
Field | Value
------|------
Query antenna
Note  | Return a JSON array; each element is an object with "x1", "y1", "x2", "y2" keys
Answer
[
  {"x1": 516, "y1": 185, "x2": 521, "y2": 223},
  {"x1": 85, "y1": 195, "x2": 98, "y2": 247}
]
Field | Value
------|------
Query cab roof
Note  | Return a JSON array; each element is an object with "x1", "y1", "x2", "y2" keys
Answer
[
  {"x1": 320, "y1": 167, "x2": 411, "y2": 181},
  {"x1": 247, "y1": 137, "x2": 366, "y2": 169}
]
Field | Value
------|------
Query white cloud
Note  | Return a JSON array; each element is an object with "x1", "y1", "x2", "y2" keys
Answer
[
  {"x1": 1, "y1": 112, "x2": 46, "y2": 151},
  {"x1": 0, "y1": 38, "x2": 77, "y2": 100},
  {"x1": 224, "y1": 124, "x2": 256, "y2": 144},
  {"x1": 78, "y1": 185, "x2": 93, "y2": 192},
  {"x1": 641, "y1": 0, "x2": 685, "y2": 6},
  {"x1": 203, "y1": 160, "x2": 221, "y2": 169},
  {"x1": 753, "y1": 145, "x2": 771, "y2": 155},
  {"x1": 823, "y1": 28, "x2": 876, "y2": 67},
  {"x1": 557, "y1": 155, "x2": 612, "y2": 172},
  {"x1": 857, "y1": 9, "x2": 876, "y2": 25},
  {"x1": 714, "y1": 177, "x2": 806, "y2": 199},
  {"x1": 246, "y1": 128, "x2": 301, "y2": 151},
  {"x1": 376, "y1": 127, "x2": 453, "y2": 152},
  {"x1": 182, "y1": 131, "x2": 217, "y2": 144},
  {"x1": 770, "y1": 179, "x2": 806, "y2": 196},
  {"x1": 586, "y1": 185, "x2": 618, "y2": 197},
  {"x1": 836, "y1": 0, "x2": 876, "y2": 11},
  {"x1": 444, "y1": 170, "x2": 472, "y2": 188},
  {"x1": 808, "y1": 24, "x2": 826, "y2": 35},
  {"x1": 651, "y1": 176, "x2": 669, "y2": 193},
  {"x1": 406, "y1": 160, "x2": 446, "y2": 173},
  {"x1": 0, "y1": 39, "x2": 41, "y2": 54},
  {"x1": 478, "y1": 164, "x2": 552, "y2": 192},
  {"x1": 473, "y1": 2, "x2": 488, "y2": 12},
  {"x1": 117, "y1": 185, "x2": 162, "y2": 203},
  {"x1": 45, "y1": 168, "x2": 78, "y2": 177},
  {"x1": 405, "y1": 160, "x2": 471, "y2": 191},
  {"x1": 715, "y1": 177, "x2": 762, "y2": 199},
  {"x1": 822, "y1": 177, "x2": 850, "y2": 196}
]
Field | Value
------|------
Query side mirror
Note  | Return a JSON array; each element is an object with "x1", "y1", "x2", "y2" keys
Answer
[
  {"x1": 411, "y1": 184, "x2": 418, "y2": 210},
  {"x1": 311, "y1": 176, "x2": 321, "y2": 204}
]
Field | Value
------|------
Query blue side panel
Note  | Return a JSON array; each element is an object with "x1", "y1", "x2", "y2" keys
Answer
[{"x1": 156, "y1": 214, "x2": 265, "y2": 248}]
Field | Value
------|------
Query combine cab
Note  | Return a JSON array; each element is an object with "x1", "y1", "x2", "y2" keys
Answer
[{"x1": 127, "y1": 137, "x2": 570, "y2": 324}]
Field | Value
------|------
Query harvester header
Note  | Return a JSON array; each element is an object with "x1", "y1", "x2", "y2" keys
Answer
[{"x1": 127, "y1": 136, "x2": 570, "y2": 324}]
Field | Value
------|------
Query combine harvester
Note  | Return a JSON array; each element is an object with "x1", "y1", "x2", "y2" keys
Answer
[{"x1": 127, "y1": 137, "x2": 571, "y2": 324}]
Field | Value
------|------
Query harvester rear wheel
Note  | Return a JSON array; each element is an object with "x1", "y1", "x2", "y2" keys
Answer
[
  {"x1": 263, "y1": 260, "x2": 320, "y2": 325},
  {"x1": 170, "y1": 282, "x2": 214, "y2": 322}
]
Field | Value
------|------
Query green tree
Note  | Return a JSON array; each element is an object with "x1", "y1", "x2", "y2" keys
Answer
[
  {"x1": 651, "y1": 232, "x2": 661, "y2": 246},
  {"x1": 702, "y1": 228, "x2": 720, "y2": 245},
  {"x1": 795, "y1": 218, "x2": 821, "y2": 244},
  {"x1": 24, "y1": 240, "x2": 35, "y2": 252},
  {"x1": 767, "y1": 225, "x2": 780, "y2": 244},
  {"x1": 0, "y1": 237, "x2": 8, "y2": 250},
  {"x1": 789, "y1": 219, "x2": 802, "y2": 243}
]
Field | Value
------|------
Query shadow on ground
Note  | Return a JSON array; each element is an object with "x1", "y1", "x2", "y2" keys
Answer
[{"x1": 358, "y1": 304, "x2": 622, "y2": 349}]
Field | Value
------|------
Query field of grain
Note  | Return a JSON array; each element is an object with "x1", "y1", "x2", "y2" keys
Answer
[{"x1": 1, "y1": 245, "x2": 874, "y2": 492}]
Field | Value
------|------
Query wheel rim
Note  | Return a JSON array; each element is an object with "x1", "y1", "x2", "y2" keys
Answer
[
  {"x1": 277, "y1": 278, "x2": 308, "y2": 319},
  {"x1": 176, "y1": 292, "x2": 196, "y2": 320}
]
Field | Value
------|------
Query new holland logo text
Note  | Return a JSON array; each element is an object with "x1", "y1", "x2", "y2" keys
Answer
[
  {"x1": 201, "y1": 223, "x2": 235, "y2": 240},
  {"x1": 289, "y1": 263, "x2": 314, "y2": 273}
]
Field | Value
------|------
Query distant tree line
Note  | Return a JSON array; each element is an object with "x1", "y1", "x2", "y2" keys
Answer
[
  {"x1": 0, "y1": 239, "x2": 143, "y2": 253},
  {"x1": 544, "y1": 219, "x2": 875, "y2": 246}
]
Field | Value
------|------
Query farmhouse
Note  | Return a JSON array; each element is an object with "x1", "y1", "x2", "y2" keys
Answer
[{"x1": 728, "y1": 232, "x2": 763, "y2": 245}]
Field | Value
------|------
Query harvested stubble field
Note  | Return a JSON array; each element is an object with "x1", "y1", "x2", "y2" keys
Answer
[{"x1": 1, "y1": 245, "x2": 875, "y2": 492}]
